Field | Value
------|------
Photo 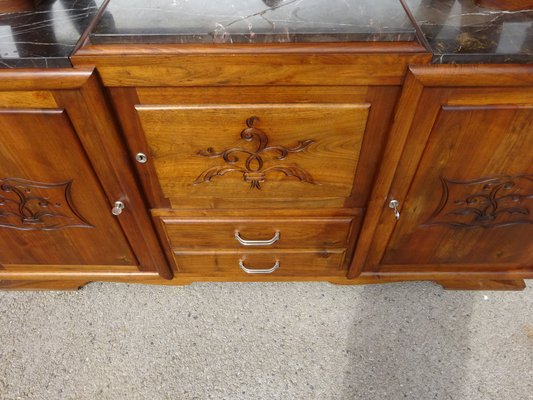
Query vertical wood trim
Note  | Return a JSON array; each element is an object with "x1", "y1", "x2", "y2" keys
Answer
[
  {"x1": 108, "y1": 87, "x2": 171, "y2": 208},
  {"x1": 152, "y1": 215, "x2": 181, "y2": 273},
  {"x1": 363, "y1": 90, "x2": 450, "y2": 270},
  {"x1": 347, "y1": 71, "x2": 425, "y2": 278},
  {"x1": 53, "y1": 75, "x2": 172, "y2": 279},
  {"x1": 348, "y1": 86, "x2": 401, "y2": 207}
]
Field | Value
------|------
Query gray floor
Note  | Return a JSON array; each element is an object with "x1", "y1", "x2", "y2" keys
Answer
[{"x1": 0, "y1": 281, "x2": 532, "y2": 400}]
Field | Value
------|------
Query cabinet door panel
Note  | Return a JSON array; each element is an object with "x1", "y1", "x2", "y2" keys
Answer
[
  {"x1": 0, "y1": 109, "x2": 136, "y2": 267},
  {"x1": 349, "y1": 65, "x2": 533, "y2": 278},
  {"x1": 136, "y1": 104, "x2": 368, "y2": 204},
  {"x1": 382, "y1": 106, "x2": 533, "y2": 266}
]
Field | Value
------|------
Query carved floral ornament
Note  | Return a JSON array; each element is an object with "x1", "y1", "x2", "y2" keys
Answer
[
  {"x1": 194, "y1": 116, "x2": 317, "y2": 189},
  {"x1": 423, "y1": 174, "x2": 533, "y2": 228},
  {"x1": 0, "y1": 178, "x2": 93, "y2": 231}
]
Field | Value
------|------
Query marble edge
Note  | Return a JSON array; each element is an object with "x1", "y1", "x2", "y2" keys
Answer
[
  {"x1": 0, "y1": 57, "x2": 72, "y2": 69},
  {"x1": 89, "y1": 31, "x2": 418, "y2": 45}
]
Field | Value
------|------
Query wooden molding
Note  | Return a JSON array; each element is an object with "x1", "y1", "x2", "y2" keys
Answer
[{"x1": 0, "y1": 69, "x2": 92, "y2": 90}]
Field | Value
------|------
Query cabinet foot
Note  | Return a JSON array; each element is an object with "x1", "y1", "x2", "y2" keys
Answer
[
  {"x1": 436, "y1": 279, "x2": 526, "y2": 291},
  {"x1": 0, "y1": 280, "x2": 90, "y2": 291}
]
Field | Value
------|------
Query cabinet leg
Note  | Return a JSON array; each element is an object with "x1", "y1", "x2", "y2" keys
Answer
[
  {"x1": 0, "y1": 280, "x2": 90, "y2": 291},
  {"x1": 436, "y1": 279, "x2": 526, "y2": 291}
]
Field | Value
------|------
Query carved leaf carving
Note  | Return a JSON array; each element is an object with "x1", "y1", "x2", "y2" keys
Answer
[
  {"x1": 0, "y1": 178, "x2": 94, "y2": 231},
  {"x1": 423, "y1": 175, "x2": 533, "y2": 228},
  {"x1": 194, "y1": 116, "x2": 317, "y2": 190}
]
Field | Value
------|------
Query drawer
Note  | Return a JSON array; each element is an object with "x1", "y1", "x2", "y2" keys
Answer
[
  {"x1": 160, "y1": 216, "x2": 357, "y2": 250},
  {"x1": 173, "y1": 249, "x2": 347, "y2": 276},
  {"x1": 135, "y1": 103, "x2": 369, "y2": 204}
]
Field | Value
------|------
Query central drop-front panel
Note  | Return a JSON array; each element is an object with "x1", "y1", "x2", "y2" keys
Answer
[{"x1": 135, "y1": 104, "x2": 369, "y2": 206}]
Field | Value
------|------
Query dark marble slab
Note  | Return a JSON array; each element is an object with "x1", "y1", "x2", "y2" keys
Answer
[
  {"x1": 404, "y1": 0, "x2": 533, "y2": 63},
  {"x1": 90, "y1": 0, "x2": 417, "y2": 44},
  {"x1": 0, "y1": 0, "x2": 105, "y2": 68}
]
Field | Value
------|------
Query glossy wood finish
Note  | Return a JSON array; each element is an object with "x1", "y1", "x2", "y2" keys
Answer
[
  {"x1": 1, "y1": 267, "x2": 532, "y2": 286},
  {"x1": 0, "y1": 91, "x2": 56, "y2": 108},
  {"x1": 161, "y1": 216, "x2": 356, "y2": 250},
  {"x1": 0, "y1": 109, "x2": 135, "y2": 266},
  {"x1": 111, "y1": 85, "x2": 401, "y2": 210},
  {"x1": 136, "y1": 104, "x2": 368, "y2": 205},
  {"x1": 4, "y1": 40, "x2": 531, "y2": 289},
  {"x1": 73, "y1": 45, "x2": 430, "y2": 87},
  {"x1": 349, "y1": 65, "x2": 533, "y2": 280},
  {"x1": 0, "y1": 69, "x2": 92, "y2": 90},
  {"x1": 57, "y1": 74, "x2": 172, "y2": 278},
  {"x1": 136, "y1": 86, "x2": 369, "y2": 105},
  {"x1": 0, "y1": 280, "x2": 88, "y2": 291},
  {"x1": 382, "y1": 106, "x2": 533, "y2": 265},
  {"x1": 0, "y1": 68, "x2": 172, "y2": 280},
  {"x1": 173, "y1": 250, "x2": 347, "y2": 277},
  {"x1": 72, "y1": 43, "x2": 437, "y2": 286},
  {"x1": 155, "y1": 208, "x2": 362, "y2": 274}
]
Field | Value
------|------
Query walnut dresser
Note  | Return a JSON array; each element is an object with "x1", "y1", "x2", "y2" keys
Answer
[{"x1": 0, "y1": 0, "x2": 532, "y2": 291}]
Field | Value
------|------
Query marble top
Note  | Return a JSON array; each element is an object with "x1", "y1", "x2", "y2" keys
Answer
[
  {"x1": 89, "y1": 0, "x2": 417, "y2": 44},
  {"x1": 0, "y1": 0, "x2": 105, "y2": 68},
  {"x1": 404, "y1": 0, "x2": 533, "y2": 63},
  {"x1": 1, "y1": 0, "x2": 531, "y2": 68}
]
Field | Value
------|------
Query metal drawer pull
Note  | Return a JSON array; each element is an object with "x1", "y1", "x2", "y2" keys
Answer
[
  {"x1": 234, "y1": 230, "x2": 280, "y2": 246},
  {"x1": 239, "y1": 260, "x2": 280, "y2": 274}
]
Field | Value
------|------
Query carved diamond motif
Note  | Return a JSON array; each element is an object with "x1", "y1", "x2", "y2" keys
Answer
[
  {"x1": 0, "y1": 178, "x2": 94, "y2": 231},
  {"x1": 423, "y1": 175, "x2": 533, "y2": 228}
]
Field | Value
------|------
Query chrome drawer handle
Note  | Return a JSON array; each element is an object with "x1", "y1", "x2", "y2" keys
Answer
[
  {"x1": 239, "y1": 260, "x2": 280, "y2": 274},
  {"x1": 234, "y1": 230, "x2": 280, "y2": 246}
]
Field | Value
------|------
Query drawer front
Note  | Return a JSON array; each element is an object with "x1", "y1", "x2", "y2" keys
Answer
[
  {"x1": 161, "y1": 216, "x2": 356, "y2": 250},
  {"x1": 173, "y1": 250, "x2": 347, "y2": 276},
  {"x1": 135, "y1": 104, "x2": 369, "y2": 204}
]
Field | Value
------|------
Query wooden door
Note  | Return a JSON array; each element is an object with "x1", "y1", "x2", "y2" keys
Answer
[
  {"x1": 0, "y1": 70, "x2": 171, "y2": 278},
  {"x1": 0, "y1": 109, "x2": 136, "y2": 267},
  {"x1": 349, "y1": 65, "x2": 533, "y2": 280},
  {"x1": 135, "y1": 103, "x2": 368, "y2": 202}
]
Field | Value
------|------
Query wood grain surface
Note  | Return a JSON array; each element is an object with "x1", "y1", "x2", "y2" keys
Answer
[
  {"x1": 349, "y1": 65, "x2": 533, "y2": 279},
  {"x1": 173, "y1": 249, "x2": 347, "y2": 276},
  {"x1": 160, "y1": 216, "x2": 357, "y2": 250},
  {"x1": 136, "y1": 104, "x2": 368, "y2": 204}
]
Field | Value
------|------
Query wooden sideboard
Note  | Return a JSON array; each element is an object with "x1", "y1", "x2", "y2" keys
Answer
[{"x1": 0, "y1": 42, "x2": 531, "y2": 290}]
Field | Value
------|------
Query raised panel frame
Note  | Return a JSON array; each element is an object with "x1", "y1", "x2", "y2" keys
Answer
[
  {"x1": 349, "y1": 64, "x2": 533, "y2": 280},
  {"x1": 0, "y1": 68, "x2": 172, "y2": 280}
]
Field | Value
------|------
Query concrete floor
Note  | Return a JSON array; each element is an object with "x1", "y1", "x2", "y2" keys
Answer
[{"x1": 0, "y1": 281, "x2": 532, "y2": 400}]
